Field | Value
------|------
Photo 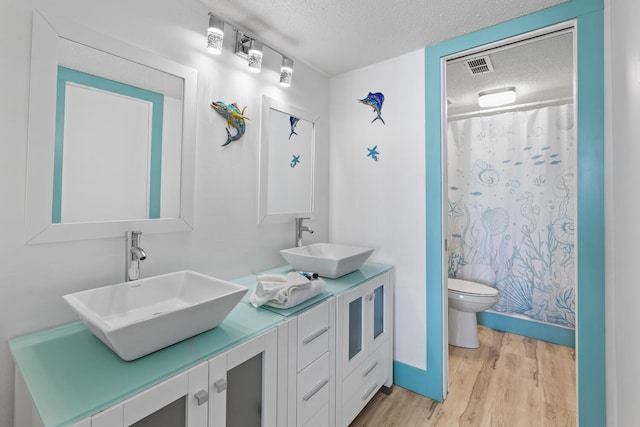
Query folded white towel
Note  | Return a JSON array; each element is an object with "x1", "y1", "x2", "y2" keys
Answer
[
  {"x1": 250, "y1": 272, "x2": 325, "y2": 309},
  {"x1": 264, "y1": 278, "x2": 326, "y2": 309}
]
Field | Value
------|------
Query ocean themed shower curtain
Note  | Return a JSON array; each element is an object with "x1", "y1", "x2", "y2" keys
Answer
[{"x1": 447, "y1": 104, "x2": 576, "y2": 328}]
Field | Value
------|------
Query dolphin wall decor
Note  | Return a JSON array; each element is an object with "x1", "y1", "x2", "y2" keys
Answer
[{"x1": 211, "y1": 101, "x2": 249, "y2": 146}]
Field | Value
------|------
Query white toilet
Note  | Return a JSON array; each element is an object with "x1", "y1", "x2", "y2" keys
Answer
[{"x1": 448, "y1": 278, "x2": 499, "y2": 348}]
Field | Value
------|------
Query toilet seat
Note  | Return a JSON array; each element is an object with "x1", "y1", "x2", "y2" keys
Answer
[{"x1": 448, "y1": 278, "x2": 498, "y2": 297}]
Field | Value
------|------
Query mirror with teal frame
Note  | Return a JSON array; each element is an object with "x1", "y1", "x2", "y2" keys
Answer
[
  {"x1": 25, "y1": 10, "x2": 197, "y2": 243},
  {"x1": 392, "y1": 1, "x2": 604, "y2": 425},
  {"x1": 53, "y1": 66, "x2": 166, "y2": 224}
]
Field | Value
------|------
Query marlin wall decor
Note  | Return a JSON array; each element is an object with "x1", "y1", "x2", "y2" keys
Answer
[
  {"x1": 210, "y1": 101, "x2": 249, "y2": 146},
  {"x1": 289, "y1": 116, "x2": 300, "y2": 140},
  {"x1": 358, "y1": 91, "x2": 385, "y2": 125}
]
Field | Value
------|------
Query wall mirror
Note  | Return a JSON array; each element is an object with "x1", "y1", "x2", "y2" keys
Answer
[
  {"x1": 25, "y1": 10, "x2": 197, "y2": 243},
  {"x1": 258, "y1": 95, "x2": 318, "y2": 224}
]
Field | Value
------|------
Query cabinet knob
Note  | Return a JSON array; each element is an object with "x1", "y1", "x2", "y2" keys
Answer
[
  {"x1": 213, "y1": 379, "x2": 227, "y2": 393},
  {"x1": 194, "y1": 389, "x2": 209, "y2": 406},
  {"x1": 366, "y1": 293, "x2": 375, "y2": 301}
]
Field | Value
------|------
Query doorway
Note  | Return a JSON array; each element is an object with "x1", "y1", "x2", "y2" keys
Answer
[
  {"x1": 444, "y1": 26, "x2": 577, "y2": 345},
  {"x1": 424, "y1": 7, "x2": 605, "y2": 425}
]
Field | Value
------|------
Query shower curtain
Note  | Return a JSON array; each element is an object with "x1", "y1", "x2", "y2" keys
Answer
[{"x1": 447, "y1": 104, "x2": 576, "y2": 328}]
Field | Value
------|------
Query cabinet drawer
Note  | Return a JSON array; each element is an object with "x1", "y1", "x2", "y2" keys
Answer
[
  {"x1": 297, "y1": 352, "x2": 330, "y2": 426},
  {"x1": 341, "y1": 341, "x2": 390, "y2": 426},
  {"x1": 297, "y1": 302, "x2": 329, "y2": 371},
  {"x1": 302, "y1": 403, "x2": 329, "y2": 427}
]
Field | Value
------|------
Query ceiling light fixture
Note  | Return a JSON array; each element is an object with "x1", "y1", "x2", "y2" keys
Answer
[
  {"x1": 478, "y1": 87, "x2": 517, "y2": 108},
  {"x1": 207, "y1": 12, "x2": 294, "y2": 87},
  {"x1": 280, "y1": 57, "x2": 294, "y2": 87},
  {"x1": 207, "y1": 13, "x2": 224, "y2": 55}
]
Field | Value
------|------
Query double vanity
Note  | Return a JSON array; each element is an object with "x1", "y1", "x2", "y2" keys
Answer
[
  {"x1": 17, "y1": 10, "x2": 394, "y2": 427},
  {"x1": 10, "y1": 262, "x2": 394, "y2": 427}
]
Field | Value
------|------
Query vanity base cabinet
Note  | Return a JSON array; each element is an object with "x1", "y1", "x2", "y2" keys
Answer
[
  {"x1": 13, "y1": 328, "x2": 278, "y2": 427},
  {"x1": 278, "y1": 299, "x2": 335, "y2": 427},
  {"x1": 13, "y1": 266, "x2": 395, "y2": 427},
  {"x1": 335, "y1": 271, "x2": 393, "y2": 427},
  {"x1": 91, "y1": 328, "x2": 278, "y2": 427}
]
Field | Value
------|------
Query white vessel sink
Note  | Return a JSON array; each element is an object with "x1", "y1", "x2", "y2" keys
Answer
[
  {"x1": 280, "y1": 243, "x2": 374, "y2": 279},
  {"x1": 63, "y1": 270, "x2": 248, "y2": 361}
]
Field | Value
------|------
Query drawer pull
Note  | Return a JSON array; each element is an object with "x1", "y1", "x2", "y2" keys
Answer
[
  {"x1": 194, "y1": 390, "x2": 208, "y2": 406},
  {"x1": 302, "y1": 378, "x2": 329, "y2": 402},
  {"x1": 362, "y1": 361, "x2": 378, "y2": 377},
  {"x1": 302, "y1": 326, "x2": 329, "y2": 344},
  {"x1": 363, "y1": 383, "x2": 378, "y2": 401},
  {"x1": 213, "y1": 379, "x2": 227, "y2": 393}
]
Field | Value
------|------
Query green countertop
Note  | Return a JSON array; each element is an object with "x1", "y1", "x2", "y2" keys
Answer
[
  {"x1": 9, "y1": 263, "x2": 392, "y2": 427},
  {"x1": 10, "y1": 304, "x2": 283, "y2": 427}
]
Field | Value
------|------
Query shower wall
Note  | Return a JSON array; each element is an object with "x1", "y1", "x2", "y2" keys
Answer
[{"x1": 447, "y1": 104, "x2": 576, "y2": 328}]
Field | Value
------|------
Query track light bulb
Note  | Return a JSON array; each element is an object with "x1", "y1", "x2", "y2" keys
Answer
[
  {"x1": 280, "y1": 57, "x2": 294, "y2": 87},
  {"x1": 207, "y1": 14, "x2": 224, "y2": 55},
  {"x1": 247, "y1": 39, "x2": 263, "y2": 73}
]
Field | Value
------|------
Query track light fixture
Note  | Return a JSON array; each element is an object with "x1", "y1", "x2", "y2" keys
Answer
[{"x1": 207, "y1": 12, "x2": 294, "y2": 87}]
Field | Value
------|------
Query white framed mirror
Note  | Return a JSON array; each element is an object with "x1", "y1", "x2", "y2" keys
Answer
[
  {"x1": 258, "y1": 95, "x2": 318, "y2": 224},
  {"x1": 25, "y1": 10, "x2": 197, "y2": 243}
]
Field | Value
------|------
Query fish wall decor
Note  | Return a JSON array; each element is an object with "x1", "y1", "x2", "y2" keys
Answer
[
  {"x1": 358, "y1": 92, "x2": 385, "y2": 125},
  {"x1": 289, "y1": 116, "x2": 300, "y2": 140},
  {"x1": 210, "y1": 101, "x2": 249, "y2": 146}
]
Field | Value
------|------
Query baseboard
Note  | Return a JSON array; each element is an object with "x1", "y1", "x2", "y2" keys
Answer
[{"x1": 478, "y1": 311, "x2": 575, "y2": 347}]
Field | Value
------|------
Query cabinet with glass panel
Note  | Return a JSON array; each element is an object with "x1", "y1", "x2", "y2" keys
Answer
[
  {"x1": 335, "y1": 271, "x2": 393, "y2": 426},
  {"x1": 89, "y1": 329, "x2": 277, "y2": 427}
]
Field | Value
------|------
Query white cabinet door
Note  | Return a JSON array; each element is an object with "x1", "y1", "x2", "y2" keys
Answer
[
  {"x1": 336, "y1": 271, "x2": 393, "y2": 426},
  {"x1": 339, "y1": 272, "x2": 391, "y2": 377},
  {"x1": 208, "y1": 328, "x2": 278, "y2": 427},
  {"x1": 91, "y1": 362, "x2": 208, "y2": 427}
]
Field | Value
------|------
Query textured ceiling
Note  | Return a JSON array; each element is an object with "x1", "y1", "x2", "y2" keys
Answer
[
  {"x1": 447, "y1": 31, "x2": 574, "y2": 116},
  {"x1": 200, "y1": 0, "x2": 569, "y2": 76}
]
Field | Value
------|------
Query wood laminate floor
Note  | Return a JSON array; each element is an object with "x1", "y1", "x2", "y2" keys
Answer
[{"x1": 350, "y1": 326, "x2": 576, "y2": 427}]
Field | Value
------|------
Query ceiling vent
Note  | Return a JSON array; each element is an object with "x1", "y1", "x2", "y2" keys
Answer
[{"x1": 464, "y1": 55, "x2": 494, "y2": 75}]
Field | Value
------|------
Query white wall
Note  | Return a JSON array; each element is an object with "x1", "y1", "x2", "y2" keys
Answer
[
  {"x1": 607, "y1": 0, "x2": 640, "y2": 425},
  {"x1": 329, "y1": 50, "x2": 427, "y2": 370},
  {"x1": 0, "y1": 0, "x2": 329, "y2": 425}
]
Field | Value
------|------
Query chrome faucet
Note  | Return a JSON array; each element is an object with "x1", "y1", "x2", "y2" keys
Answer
[
  {"x1": 295, "y1": 217, "x2": 314, "y2": 247},
  {"x1": 125, "y1": 231, "x2": 147, "y2": 281}
]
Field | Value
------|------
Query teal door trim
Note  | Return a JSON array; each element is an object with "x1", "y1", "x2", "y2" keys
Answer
[{"x1": 417, "y1": 1, "x2": 605, "y2": 425}]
